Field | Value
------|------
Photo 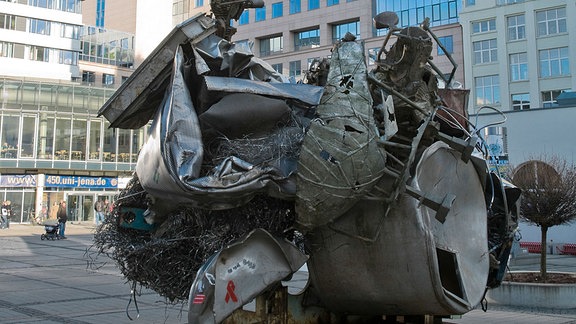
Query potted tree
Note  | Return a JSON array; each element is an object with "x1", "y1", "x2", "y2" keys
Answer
[{"x1": 487, "y1": 156, "x2": 576, "y2": 308}]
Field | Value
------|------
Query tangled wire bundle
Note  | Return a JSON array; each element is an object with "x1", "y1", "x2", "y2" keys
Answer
[{"x1": 91, "y1": 176, "x2": 298, "y2": 303}]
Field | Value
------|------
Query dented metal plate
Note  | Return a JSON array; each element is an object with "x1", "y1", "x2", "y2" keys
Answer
[
  {"x1": 296, "y1": 40, "x2": 387, "y2": 229},
  {"x1": 188, "y1": 229, "x2": 308, "y2": 323}
]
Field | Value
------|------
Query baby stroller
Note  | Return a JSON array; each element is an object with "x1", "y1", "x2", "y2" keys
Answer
[{"x1": 40, "y1": 222, "x2": 61, "y2": 240}]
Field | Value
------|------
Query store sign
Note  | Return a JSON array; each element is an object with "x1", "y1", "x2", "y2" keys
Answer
[
  {"x1": 45, "y1": 175, "x2": 118, "y2": 189},
  {"x1": 0, "y1": 175, "x2": 37, "y2": 187}
]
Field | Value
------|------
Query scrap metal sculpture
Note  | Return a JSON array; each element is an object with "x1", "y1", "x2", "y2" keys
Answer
[{"x1": 96, "y1": 6, "x2": 519, "y2": 324}]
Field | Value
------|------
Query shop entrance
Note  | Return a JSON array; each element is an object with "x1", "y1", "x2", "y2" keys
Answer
[{"x1": 67, "y1": 193, "x2": 115, "y2": 223}]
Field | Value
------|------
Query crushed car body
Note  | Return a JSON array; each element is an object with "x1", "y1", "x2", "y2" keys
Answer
[{"x1": 97, "y1": 8, "x2": 519, "y2": 324}]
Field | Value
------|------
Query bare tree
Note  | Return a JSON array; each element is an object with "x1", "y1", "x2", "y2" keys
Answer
[{"x1": 512, "y1": 156, "x2": 576, "y2": 281}]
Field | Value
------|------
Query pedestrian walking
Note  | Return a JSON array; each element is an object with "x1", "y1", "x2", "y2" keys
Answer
[
  {"x1": 57, "y1": 200, "x2": 68, "y2": 239},
  {"x1": 94, "y1": 198, "x2": 105, "y2": 225},
  {"x1": 1, "y1": 200, "x2": 12, "y2": 229}
]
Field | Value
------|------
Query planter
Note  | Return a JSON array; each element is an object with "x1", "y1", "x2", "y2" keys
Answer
[{"x1": 486, "y1": 271, "x2": 576, "y2": 309}]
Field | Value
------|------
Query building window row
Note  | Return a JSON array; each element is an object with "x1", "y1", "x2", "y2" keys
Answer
[
  {"x1": 0, "y1": 41, "x2": 78, "y2": 65},
  {"x1": 0, "y1": 14, "x2": 82, "y2": 40},
  {"x1": 492, "y1": 7, "x2": 567, "y2": 41},
  {"x1": 27, "y1": 0, "x2": 82, "y2": 14},
  {"x1": 375, "y1": 0, "x2": 459, "y2": 31},
  {"x1": 0, "y1": 112, "x2": 144, "y2": 163},
  {"x1": 258, "y1": 20, "x2": 358, "y2": 56},
  {"x1": 476, "y1": 87, "x2": 573, "y2": 111},
  {"x1": 238, "y1": 0, "x2": 358, "y2": 24}
]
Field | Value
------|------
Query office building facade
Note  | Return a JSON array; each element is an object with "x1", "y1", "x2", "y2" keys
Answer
[
  {"x1": 460, "y1": 0, "x2": 576, "y2": 243},
  {"x1": 0, "y1": 0, "x2": 140, "y2": 224},
  {"x1": 175, "y1": 0, "x2": 466, "y2": 85}
]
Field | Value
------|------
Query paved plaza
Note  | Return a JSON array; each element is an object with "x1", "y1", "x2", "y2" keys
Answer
[{"x1": 1, "y1": 223, "x2": 575, "y2": 323}]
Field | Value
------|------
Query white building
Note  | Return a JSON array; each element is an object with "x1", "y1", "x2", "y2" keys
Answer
[
  {"x1": 0, "y1": 0, "x2": 83, "y2": 81},
  {"x1": 460, "y1": 0, "x2": 576, "y2": 243}
]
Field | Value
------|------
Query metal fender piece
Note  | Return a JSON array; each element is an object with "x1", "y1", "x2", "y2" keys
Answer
[
  {"x1": 296, "y1": 39, "x2": 386, "y2": 230},
  {"x1": 188, "y1": 228, "x2": 308, "y2": 324}
]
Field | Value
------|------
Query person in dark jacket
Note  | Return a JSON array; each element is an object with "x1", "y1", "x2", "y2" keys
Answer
[
  {"x1": 1, "y1": 200, "x2": 11, "y2": 229},
  {"x1": 0, "y1": 200, "x2": 12, "y2": 228},
  {"x1": 57, "y1": 201, "x2": 68, "y2": 239}
]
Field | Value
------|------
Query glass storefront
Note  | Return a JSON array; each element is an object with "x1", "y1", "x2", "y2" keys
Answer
[
  {"x1": 0, "y1": 78, "x2": 147, "y2": 167},
  {"x1": 0, "y1": 78, "x2": 143, "y2": 224}
]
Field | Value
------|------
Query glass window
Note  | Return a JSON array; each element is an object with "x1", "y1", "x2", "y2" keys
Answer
[
  {"x1": 117, "y1": 129, "x2": 131, "y2": 161},
  {"x1": 54, "y1": 118, "x2": 71, "y2": 159},
  {"x1": 272, "y1": 2, "x2": 283, "y2": 18},
  {"x1": 103, "y1": 121, "x2": 116, "y2": 161},
  {"x1": 308, "y1": 0, "x2": 319, "y2": 10},
  {"x1": 437, "y1": 35, "x2": 453, "y2": 55},
  {"x1": 61, "y1": 23, "x2": 81, "y2": 39},
  {"x1": 473, "y1": 39, "x2": 497, "y2": 64},
  {"x1": 0, "y1": 14, "x2": 17, "y2": 30},
  {"x1": 536, "y1": 7, "x2": 566, "y2": 37},
  {"x1": 466, "y1": 0, "x2": 475, "y2": 5},
  {"x1": 239, "y1": 10, "x2": 249, "y2": 25},
  {"x1": 71, "y1": 119, "x2": 86, "y2": 160},
  {"x1": 195, "y1": 0, "x2": 204, "y2": 7},
  {"x1": 327, "y1": 0, "x2": 339, "y2": 6},
  {"x1": 29, "y1": 46, "x2": 50, "y2": 62},
  {"x1": 96, "y1": 0, "x2": 106, "y2": 27},
  {"x1": 541, "y1": 89, "x2": 567, "y2": 108},
  {"x1": 375, "y1": 0, "x2": 459, "y2": 30},
  {"x1": 332, "y1": 20, "x2": 360, "y2": 43},
  {"x1": 259, "y1": 35, "x2": 283, "y2": 56},
  {"x1": 59, "y1": 50, "x2": 78, "y2": 65},
  {"x1": 290, "y1": 0, "x2": 301, "y2": 14},
  {"x1": 475, "y1": 75, "x2": 500, "y2": 106},
  {"x1": 511, "y1": 93, "x2": 530, "y2": 110},
  {"x1": 29, "y1": 0, "x2": 54, "y2": 9},
  {"x1": 37, "y1": 113, "x2": 54, "y2": 159},
  {"x1": 102, "y1": 73, "x2": 115, "y2": 86},
  {"x1": 295, "y1": 28, "x2": 320, "y2": 50},
  {"x1": 20, "y1": 115, "x2": 35, "y2": 158},
  {"x1": 472, "y1": 19, "x2": 495, "y2": 34},
  {"x1": 29, "y1": 18, "x2": 51, "y2": 35},
  {"x1": 89, "y1": 119, "x2": 101, "y2": 160},
  {"x1": 1, "y1": 115, "x2": 19, "y2": 158},
  {"x1": 0, "y1": 42, "x2": 14, "y2": 58},
  {"x1": 539, "y1": 47, "x2": 570, "y2": 78},
  {"x1": 507, "y1": 14, "x2": 525, "y2": 41},
  {"x1": 509, "y1": 52, "x2": 528, "y2": 81},
  {"x1": 255, "y1": 7, "x2": 266, "y2": 21},
  {"x1": 289, "y1": 60, "x2": 301, "y2": 79},
  {"x1": 82, "y1": 71, "x2": 95, "y2": 84},
  {"x1": 271, "y1": 63, "x2": 283, "y2": 73}
]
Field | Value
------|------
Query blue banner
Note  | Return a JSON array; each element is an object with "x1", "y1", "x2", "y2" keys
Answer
[
  {"x1": 0, "y1": 175, "x2": 37, "y2": 187},
  {"x1": 45, "y1": 175, "x2": 118, "y2": 189}
]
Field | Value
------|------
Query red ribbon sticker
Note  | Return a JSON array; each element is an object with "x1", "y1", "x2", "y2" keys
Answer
[{"x1": 225, "y1": 280, "x2": 238, "y2": 303}]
